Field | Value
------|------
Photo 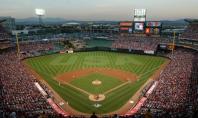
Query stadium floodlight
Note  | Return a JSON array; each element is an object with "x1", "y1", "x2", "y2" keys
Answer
[
  {"x1": 35, "y1": 8, "x2": 45, "y2": 25},
  {"x1": 35, "y1": 8, "x2": 45, "y2": 16}
]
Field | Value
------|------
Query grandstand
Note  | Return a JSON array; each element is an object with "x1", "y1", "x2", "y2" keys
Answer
[
  {"x1": 0, "y1": 20, "x2": 12, "y2": 50},
  {"x1": 112, "y1": 36, "x2": 171, "y2": 53},
  {"x1": 180, "y1": 19, "x2": 198, "y2": 41},
  {"x1": 138, "y1": 48, "x2": 198, "y2": 117},
  {"x1": 1, "y1": 34, "x2": 198, "y2": 118}
]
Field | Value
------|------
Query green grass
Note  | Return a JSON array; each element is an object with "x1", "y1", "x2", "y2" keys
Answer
[
  {"x1": 26, "y1": 51, "x2": 167, "y2": 114},
  {"x1": 70, "y1": 73, "x2": 124, "y2": 94}
]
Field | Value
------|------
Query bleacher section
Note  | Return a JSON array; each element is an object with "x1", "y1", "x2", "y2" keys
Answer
[
  {"x1": 0, "y1": 23, "x2": 12, "y2": 50},
  {"x1": 180, "y1": 20, "x2": 198, "y2": 41}
]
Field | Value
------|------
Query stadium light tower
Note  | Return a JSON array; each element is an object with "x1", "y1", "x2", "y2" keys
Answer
[{"x1": 35, "y1": 8, "x2": 45, "y2": 25}]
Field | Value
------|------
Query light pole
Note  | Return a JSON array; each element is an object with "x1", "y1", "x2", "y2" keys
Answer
[
  {"x1": 15, "y1": 33, "x2": 20, "y2": 59},
  {"x1": 172, "y1": 31, "x2": 176, "y2": 56},
  {"x1": 35, "y1": 8, "x2": 45, "y2": 26}
]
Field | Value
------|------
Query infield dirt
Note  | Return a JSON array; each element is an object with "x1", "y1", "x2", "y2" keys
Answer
[{"x1": 56, "y1": 67, "x2": 138, "y2": 83}]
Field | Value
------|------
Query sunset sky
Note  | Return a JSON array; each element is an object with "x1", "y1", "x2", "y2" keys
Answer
[{"x1": 0, "y1": 0, "x2": 197, "y2": 21}]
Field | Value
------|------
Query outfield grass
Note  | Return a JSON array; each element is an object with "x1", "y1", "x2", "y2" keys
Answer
[{"x1": 26, "y1": 51, "x2": 167, "y2": 114}]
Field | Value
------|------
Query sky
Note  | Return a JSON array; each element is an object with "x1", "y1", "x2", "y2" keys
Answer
[{"x1": 0, "y1": 0, "x2": 197, "y2": 21}]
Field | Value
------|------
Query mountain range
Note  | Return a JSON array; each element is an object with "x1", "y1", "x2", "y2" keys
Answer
[{"x1": 15, "y1": 17, "x2": 187, "y2": 26}]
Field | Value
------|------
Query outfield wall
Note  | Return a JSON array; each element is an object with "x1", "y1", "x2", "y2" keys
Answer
[{"x1": 74, "y1": 47, "x2": 149, "y2": 55}]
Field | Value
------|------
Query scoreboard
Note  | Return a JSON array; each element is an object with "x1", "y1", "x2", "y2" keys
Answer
[
  {"x1": 145, "y1": 21, "x2": 162, "y2": 35},
  {"x1": 146, "y1": 22, "x2": 162, "y2": 27},
  {"x1": 119, "y1": 21, "x2": 162, "y2": 35}
]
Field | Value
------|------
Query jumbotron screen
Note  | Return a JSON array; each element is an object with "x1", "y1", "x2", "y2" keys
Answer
[{"x1": 134, "y1": 23, "x2": 144, "y2": 30}]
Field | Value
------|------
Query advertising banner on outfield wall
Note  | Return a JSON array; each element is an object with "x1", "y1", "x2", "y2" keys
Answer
[{"x1": 144, "y1": 50, "x2": 155, "y2": 54}]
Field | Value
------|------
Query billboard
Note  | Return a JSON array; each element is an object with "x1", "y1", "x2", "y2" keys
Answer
[
  {"x1": 128, "y1": 28, "x2": 133, "y2": 33},
  {"x1": 134, "y1": 9, "x2": 146, "y2": 17},
  {"x1": 153, "y1": 28, "x2": 160, "y2": 34},
  {"x1": 134, "y1": 23, "x2": 144, "y2": 30},
  {"x1": 120, "y1": 22, "x2": 133, "y2": 27},
  {"x1": 120, "y1": 27, "x2": 129, "y2": 31},
  {"x1": 167, "y1": 43, "x2": 176, "y2": 50},
  {"x1": 146, "y1": 22, "x2": 162, "y2": 27},
  {"x1": 145, "y1": 28, "x2": 150, "y2": 34},
  {"x1": 159, "y1": 44, "x2": 167, "y2": 50},
  {"x1": 120, "y1": 27, "x2": 133, "y2": 33},
  {"x1": 134, "y1": 17, "x2": 146, "y2": 22},
  {"x1": 145, "y1": 28, "x2": 161, "y2": 35},
  {"x1": 119, "y1": 21, "x2": 133, "y2": 33},
  {"x1": 134, "y1": 9, "x2": 146, "y2": 22}
]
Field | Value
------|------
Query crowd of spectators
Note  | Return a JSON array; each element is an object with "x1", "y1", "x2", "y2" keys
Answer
[
  {"x1": 0, "y1": 50, "x2": 64, "y2": 117},
  {"x1": 19, "y1": 42, "x2": 54, "y2": 52},
  {"x1": 112, "y1": 36, "x2": 171, "y2": 51},
  {"x1": 138, "y1": 49, "x2": 198, "y2": 118},
  {"x1": 0, "y1": 33, "x2": 10, "y2": 41},
  {"x1": 180, "y1": 24, "x2": 198, "y2": 41},
  {"x1": 189, "y1": 51, "x2": 198, "y2": 110},
  {"x1": 17, "y1": 41, "x2": 56, "y2": 59}
]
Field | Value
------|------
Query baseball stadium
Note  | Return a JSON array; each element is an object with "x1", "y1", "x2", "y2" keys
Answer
[{"x1": 0, "y1": 4, "x2": 198, "y2": 118}]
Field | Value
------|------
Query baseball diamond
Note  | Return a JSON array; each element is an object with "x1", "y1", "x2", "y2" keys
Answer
[{"x1": 26, "y1": 51, "x2": 167, "y2": 114}]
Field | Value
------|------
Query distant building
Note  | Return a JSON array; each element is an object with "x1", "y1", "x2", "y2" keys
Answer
[
  {"x1": 12, "y1": 30, "x2": 29, "y2": 35},
  {"x1": 0, "y1": 17, "x2": 16, "y2": 32}
]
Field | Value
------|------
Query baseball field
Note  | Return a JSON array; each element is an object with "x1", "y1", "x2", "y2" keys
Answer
[{"x1": 25, "y1": 51, "x2": 167, "y2": 114}]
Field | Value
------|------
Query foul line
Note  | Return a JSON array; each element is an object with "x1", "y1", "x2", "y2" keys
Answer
[
  {"x1": 61, "y1": 80, "x2": 131, "y2": 96},
  {"x1": 61, "y1": 81, "x2": 91, "y2": 95},
  {"x1": 103, "y1": 81, "x2": 131, "y2": 95},
  {"x1": 138, "y1": 66, "x2": 160, "y2": 78}
]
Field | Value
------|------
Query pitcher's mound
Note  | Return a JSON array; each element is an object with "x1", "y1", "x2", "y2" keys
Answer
[
  {"x1": 92, "y1": 80, "x2": 102, "y2": 86},
  {"x1": 89, "y1": 94, "x2": 105, "y2": 102}
]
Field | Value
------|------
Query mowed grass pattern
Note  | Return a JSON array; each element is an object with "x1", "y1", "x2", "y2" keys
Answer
[
  {"x1": 26, "y1": 51, "x2": 167, "y2": 114},
  {"x1": 70, "y1": 73, "x2": 124, "y2": 94}
]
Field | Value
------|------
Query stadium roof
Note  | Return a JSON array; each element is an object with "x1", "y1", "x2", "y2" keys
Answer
[
  {"x1": 0, "y1": 19, "x2": 6, "y2": 24},
  {"x1": 184, "y1": 19, "x2": 198, "y2": 24}
]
